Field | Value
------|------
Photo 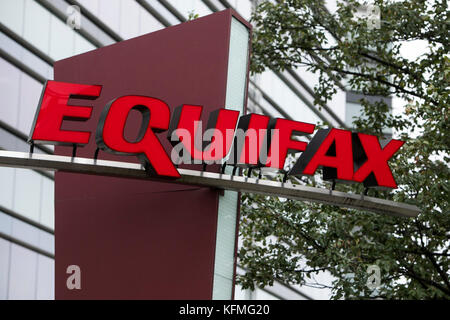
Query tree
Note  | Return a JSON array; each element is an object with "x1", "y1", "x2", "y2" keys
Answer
[{"x1": 237, "y1": 0, "x2": 449, "y2": 299}]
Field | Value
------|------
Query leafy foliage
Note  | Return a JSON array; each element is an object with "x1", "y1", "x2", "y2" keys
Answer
[{"x1": 238, "y1": 0, "x2": 449, "y2": 299}]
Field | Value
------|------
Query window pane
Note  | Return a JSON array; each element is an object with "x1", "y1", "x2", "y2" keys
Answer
[
  {"x1": 259, "y1": 70, "x2": 321, "y2": 124},
  {"x1": 8, "y1": 243, "x2": 37, "y2": 300},
  {"x1": 23, "y1": 0, "x2": 51, "y2": 55},
  {"x1": 17, "y1": 72, "x2": 43, "y2": 134},
  {"x1": 0, "y1": 210, "x2": 13, "y2": 236},
  {"x1": 231, "y1": 0, "x2": 252, "y2": 20},
  {"x1": 49, "y1": 15, "x2": 75, "y2": 61},
  {"x1": 0, "y1": 32, "x2": 24, "y2": 61},
  {"x1": 11, "y1": 218, "x2": 40, "y2": 248},
  {"x1": 13, "y1": 168, "x2": 42, "y2": 222},
  {"x1": 142, "y1": 0, "x2": 179, "y2": 26},
  {"x1": 0, "y1": 0, "x2": 25, "y2": 36},
  {"x1": 166, "y1": 0, "x2": 211, "y2": 19},
  {"x1": 139, "y1": 6, "x2": 164, "y2": 35},
  {"x1": 78, "y1": 0, "x2": 99, "y2": 16},
  {"x1": 0, "y1": 32, "x2": 52, "y2": 82},
  {"x1": 74, "y1": 33, "x2": 95, "y2": 56},
  {"x1": 0, "y1": 167, "x2": 15, "y2": 210},
  {"x1": 234, "y1": 284, "x2": 250, "y2": 300},
  {"x1": 346, "y1": 102, "x2": 363, "y2": 127},
  {"x1": 0, "y1": 238, "x2": 10, "y2": 300},
  {"x1": 98, "y1": 0, "x2": 120, "y2": 34},
  {"x1": 40, "y1": 177, "x2": 54, "y2": 230},
  {"x1": 19, "y1": 49, "x2": 53, "y2": 81},
  {"x1": 38, "y1": 230, "x2": 54, "y2": 255},
  {"x1": 119, "y1": 0, "x2": 140, "y2": 40},
  {"x1": 255, "y1": 288, "x2": 279, "y2": 300},
  {"x1": 0, "y1": 58, "x2": 20, "y2": 128},
  {"x1": 36, "y1": 254, "x2": 54, "y2": 300}
]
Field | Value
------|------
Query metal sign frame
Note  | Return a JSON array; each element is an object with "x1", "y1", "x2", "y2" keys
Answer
[{"x1": 0, "y1": 150, "x2": 420, "y2": 218}]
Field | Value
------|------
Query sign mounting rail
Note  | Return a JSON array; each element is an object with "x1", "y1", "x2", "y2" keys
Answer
[{"x1": 0, "y1": 150, "x2": 420, "y2": 218}]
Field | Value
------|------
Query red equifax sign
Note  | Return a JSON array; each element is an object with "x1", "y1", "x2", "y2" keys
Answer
[{"x1": 29, "y1": 81, "x2": 405, "y2": 188}]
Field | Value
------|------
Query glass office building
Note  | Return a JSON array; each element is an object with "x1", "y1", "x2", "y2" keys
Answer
[{"x1": 0, "y1": 0, "x2": 372, "y2": 300}]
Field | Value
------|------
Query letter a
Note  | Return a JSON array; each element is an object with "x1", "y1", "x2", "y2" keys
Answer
[{"x1": 66, "y1": 265, "x2": 81, "y2": 290}]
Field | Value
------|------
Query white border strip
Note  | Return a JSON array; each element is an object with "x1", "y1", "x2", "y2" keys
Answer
[{"x1": 213, "y1": 16, "x2": 251, "y2": 300}]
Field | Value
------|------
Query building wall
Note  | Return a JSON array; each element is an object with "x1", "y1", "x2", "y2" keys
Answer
[{"x1": 0, "y1": 0, "x2": 350, "y2": 300}]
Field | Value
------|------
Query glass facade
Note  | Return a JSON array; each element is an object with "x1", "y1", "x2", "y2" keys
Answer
[{"x1": 0, "y1": 0, "x2": 348, "y2": 300}]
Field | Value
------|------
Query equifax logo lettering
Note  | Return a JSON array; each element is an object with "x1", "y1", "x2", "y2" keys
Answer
[
  {"x1": 29, "y1": 81, "x2": 404, "y2": 188},
  {"x1": 96, "y1": 95, "x2": 178, "y2": 177},
  {"x1": 30, "y1": 81, "x2": 101, "y2": 145},
  {"x1": 168, "y1": 104, "x2": 240, "y2": 164},
  {"x1": 288, "y1": 128, "x2": 404, "y2": 188}
]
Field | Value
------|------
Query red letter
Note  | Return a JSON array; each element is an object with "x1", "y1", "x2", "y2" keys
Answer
[
  {"x1": 168, "y1": 105, "x2": 240, "y2": 163},
  {"x1": 289, "y1": 128, "x2": 353, "y2": 181},
  {"x1": 228, "y1": 113, "x2": 271, "y2": 167},
  {"x1": 96, "y1": 95, "x2": 180, "y2": 178},
  {"x1": 266, "y1": 119, "x2": 315, "y2": 170},
  {"x1": 29, "y1": 80, "x2": 101, "y2": 145},
  {"x1": 353, "y1": 133, "x2": 404, "y2": 188}
]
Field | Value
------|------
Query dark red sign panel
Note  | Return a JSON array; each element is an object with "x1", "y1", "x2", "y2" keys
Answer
[{"x1": 51, "y1": 9, "x2": 250, "y2": 300}]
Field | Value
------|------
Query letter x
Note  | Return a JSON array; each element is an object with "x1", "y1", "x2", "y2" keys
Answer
[{"x1": 353, "y1": 133, "x2": 404, "y2": 188}]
